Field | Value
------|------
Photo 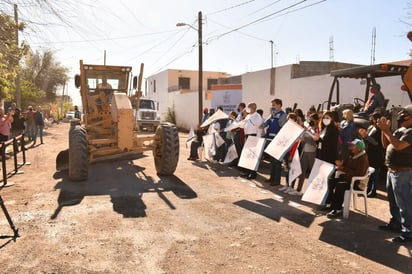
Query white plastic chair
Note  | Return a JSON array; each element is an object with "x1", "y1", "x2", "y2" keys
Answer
[{"x1": 342, "y1": 167, "x2": 375, "y2": 219}]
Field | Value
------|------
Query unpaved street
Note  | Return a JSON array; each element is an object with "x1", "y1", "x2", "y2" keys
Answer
[{"x1": 0, "y1": 122, "x2": 411, "y2": 273}]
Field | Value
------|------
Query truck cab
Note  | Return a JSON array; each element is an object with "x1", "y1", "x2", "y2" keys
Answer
[{"x1": 133, "y1": 98, "x2": 160, "y2": 131}]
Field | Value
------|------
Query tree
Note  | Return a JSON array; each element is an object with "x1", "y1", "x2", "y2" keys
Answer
[
  {"x1": 21, "y1": 49, "x2": 69, "y2": 106},
  {"x1": 0, "y1": 12, "x2": 25, "y2": 100}
]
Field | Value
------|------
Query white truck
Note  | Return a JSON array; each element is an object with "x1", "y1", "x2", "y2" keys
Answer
[{"x1": 134, "y1": 98, "x2": 160, "y2": 131}]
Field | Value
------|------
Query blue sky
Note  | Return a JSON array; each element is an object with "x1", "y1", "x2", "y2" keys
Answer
[{"x1": 4, "y1": 0, "x2": 412, "y2": 105}]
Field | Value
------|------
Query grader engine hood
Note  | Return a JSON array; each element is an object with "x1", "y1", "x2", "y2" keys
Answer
[{"x1": 111, "y1": 93, "x2": 135, "y2": 151}]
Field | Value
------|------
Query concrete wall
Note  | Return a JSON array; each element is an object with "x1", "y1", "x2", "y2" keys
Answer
[{"x1": 242, "y1": 65, "x2": 408, "y2": 116}]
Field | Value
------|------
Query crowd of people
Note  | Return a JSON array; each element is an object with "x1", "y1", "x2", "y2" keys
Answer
[
  {"x1": 187, "y1": 97, "x2": 412, "y2": 245},
  {"x1": 0, "y1": 102, "x2": 46, "y2": 150}
]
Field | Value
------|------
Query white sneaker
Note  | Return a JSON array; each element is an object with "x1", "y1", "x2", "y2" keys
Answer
[{"x1": 278, "y1": 185, "x2": 289, "y2": 191}]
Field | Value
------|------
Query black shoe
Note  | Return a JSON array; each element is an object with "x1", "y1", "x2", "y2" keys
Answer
[
  {"x1": 392, "y1": 235, "x2": 412, "y2": 244},
  {"x1": 240, "y1": 173, "x2": 249, "y2": 178},
  {"x1": 269, "y1": 182, "x2": 280, "y2": 186},
  {"x1": 378, "y1": 224, "x2": 402, "y2": 233},
  {"x1": 327, "y1": 209, "x2": 342, "y2": 219},
  {"x1": 319, "y1": 205, "x2": 332, "y2": 212},
  {"x1": 367, "y1": 191, "x2": 377, "y2": 198},
  {"x1": 246, "y1": 174, "x2": 256, "y2": 180}
]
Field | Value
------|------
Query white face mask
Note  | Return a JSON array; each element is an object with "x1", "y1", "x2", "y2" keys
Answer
[{"x1": 323, "y1": 118, "x2": 331, "y2": 126}]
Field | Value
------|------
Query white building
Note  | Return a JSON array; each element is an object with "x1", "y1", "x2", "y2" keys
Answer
[{"x1": 146, "y1": 61, "x2": 411, "y2": 130}]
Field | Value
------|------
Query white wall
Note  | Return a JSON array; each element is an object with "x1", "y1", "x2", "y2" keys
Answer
[{"x1": 242, "y1": 65, "x2": 409, "y2": 116}]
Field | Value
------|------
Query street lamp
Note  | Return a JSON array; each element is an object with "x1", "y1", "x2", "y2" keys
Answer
[{"x1": 176, "y1": 11, "x2": 203, "y2": 125}]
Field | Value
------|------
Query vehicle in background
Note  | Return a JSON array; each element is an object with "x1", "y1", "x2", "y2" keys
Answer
[
  {"x1": 65, "y1": 111, "x2": 75, "y2": 119},
  {"x1": 134, "y1": 98, "x2": 160, "y2": 132}
]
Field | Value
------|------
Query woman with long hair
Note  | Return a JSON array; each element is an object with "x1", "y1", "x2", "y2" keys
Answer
[{"x1": 315, "y1": 111, "x2": 339, "y2": 164}]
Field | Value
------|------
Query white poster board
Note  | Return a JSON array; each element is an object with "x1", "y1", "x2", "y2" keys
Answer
[
  {"x1": 301, "y1": 159, "x2": 335, "y2": 205},
  {"x1": 264, "y1": 120, "x2": 305, "y2": 161},
  {"x1": 202, "y1": 134, "x2": 215, "y2": 160},
  {"x1": 224, "y1": 144, "x2": 238, "y2": 164},
  {"x1": 200, "y1": 109, "x2": 228, "y2": 128},
  {"x1": 288, "y1": 147, "x2": 302, "y2": 183},
  {"x1": 214, "y1": 133, "x2": 226, "y2": 147},
  {"x1": 238, "y1": 136, "x2": 266, "y2": 171},
  {"x1": 211, "y1": 89, "x2": 242, "y2": 113}
]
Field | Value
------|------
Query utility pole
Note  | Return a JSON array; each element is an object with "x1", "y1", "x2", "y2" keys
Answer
[
  {"x1": 14, "y1": 4, "x2": 21, "y2": 109},
  {"x1": 198, "y1": 11, "x2": 203, "y2": 125},
  {"x1": 370, "y1": 27, "x2": 376, "y2": 65}
]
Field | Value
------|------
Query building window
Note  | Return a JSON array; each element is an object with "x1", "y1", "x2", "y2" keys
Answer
[
  {"x1": 178, "y1": 77, "x2": 190, "y2": 90},
  {"x1": 207, "y1": 78, "x2": 218, "y2": 90}
]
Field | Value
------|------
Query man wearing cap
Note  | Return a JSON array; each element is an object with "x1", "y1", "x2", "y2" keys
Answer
[
  {"x1": 377, "y1": 105, "x2": 412, "y2": 243},
  {"x1": 327, "y1": 139, "x2": 369, "y2": 218},
  {"x1": 363, "y1": 84, "x2": 385, "y2": 114}
]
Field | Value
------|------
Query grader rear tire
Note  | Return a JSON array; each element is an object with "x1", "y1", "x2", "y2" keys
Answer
[
  {"x1": 153, "y1": 123, "x2": 179, "y2": 175},
  {"x1": 68, "y1": 126, "x2": 88, "y2": 181}
]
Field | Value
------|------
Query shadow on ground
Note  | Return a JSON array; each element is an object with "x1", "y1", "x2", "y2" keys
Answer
[
  {"x1": 234, "y1": 195, "x2": 412, "y2": 273},
  {"x1": 51, "y1": 159, "x2": 197, "y2": 219}
]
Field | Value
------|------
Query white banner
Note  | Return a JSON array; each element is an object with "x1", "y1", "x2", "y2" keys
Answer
[
  {"x1": 200, "y1": 109, "x2": 228, "y2": 128},
  {"x1": 264, "y1": 120, "x2": 305, "y2": 161},
  {"x1": 202, "y1": 134, "x2": 216, "y2": 159},
  {"x1": 288, "y1": 147, "x2": 302, "y2": 183},
  {"x1": 301, "y1": 159, "x2": 335, "y2": 205},
  {"x1": 186, "y1": 126, "x2": 195, "y2": 148},
  {"x1": 238, "y1": 136, "x2": 266, "y2": 171},
  {"x1": 214, "y1": 133, "x2": 226, "y2": 148},
  {"x1": 211, "y1": 89, "x2": 242, "y2": 114},
  {"x1": 224, "y1": 144, "x2": 238, "y2": 164}
]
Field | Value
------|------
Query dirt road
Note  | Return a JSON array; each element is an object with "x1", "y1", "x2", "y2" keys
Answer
[{"x1": 0, "y1": 122, "x2": 410, "y2": 273}]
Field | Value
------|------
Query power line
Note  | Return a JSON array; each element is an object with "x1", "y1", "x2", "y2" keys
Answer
[
  {"x1": 208, "y1": 0, "x2": 257, "y2": 16},
  {"x1": 207, "y1": 0, "x2": 308, "y2": 43},
  {"x1": 206, "y1": 0, "x2": 327, "y2": 44}
]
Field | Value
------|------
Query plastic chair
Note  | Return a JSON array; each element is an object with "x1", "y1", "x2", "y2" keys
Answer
[{"x1": 342, "y1": 167, "x2": 375, "y2": 219}]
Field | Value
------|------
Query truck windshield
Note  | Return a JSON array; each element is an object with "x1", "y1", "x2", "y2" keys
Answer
[{"x1": 140, "y1": 100, "x2": 155, "y2": 110}]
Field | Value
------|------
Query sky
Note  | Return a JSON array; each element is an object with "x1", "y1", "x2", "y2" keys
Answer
[{"x1": 2, "y1": 0, "x2": 412, "y2": 106}]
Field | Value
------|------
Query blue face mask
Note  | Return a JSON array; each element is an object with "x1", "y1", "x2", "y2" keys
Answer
[{"x1": 271, "y1": 107, "x2": 277, "y2": 115}]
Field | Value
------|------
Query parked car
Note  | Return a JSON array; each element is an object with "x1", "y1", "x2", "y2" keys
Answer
[{"x1": 65, "y1": 111, "x2": 75, "y2": 119}]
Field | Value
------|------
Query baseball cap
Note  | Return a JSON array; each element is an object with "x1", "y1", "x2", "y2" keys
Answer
[{"x1": 348, "y1": 139, "x2": 365, "y2": 151}]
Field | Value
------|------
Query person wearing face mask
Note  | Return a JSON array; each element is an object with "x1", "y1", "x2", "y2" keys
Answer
[
  {"x1": 240, "y1": 102, "x2": 264, "y2": 180},
  {"x1": 314, "y1": 111, "x2": 339, "y2": 165},
  {"x1": 377, "y1": 105, "x2": 412, "y2": 244},
  {"x1": 259, "y1": 98, "x2": 287, "y2": 185}
]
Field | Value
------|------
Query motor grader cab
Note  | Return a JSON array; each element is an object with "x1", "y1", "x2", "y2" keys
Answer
[
  {"x1": 56, "y1": 60, "x2": 179, "y2": 181},
  {"x1": 326, "y1": 61, "x2": 411, "y2": 129}
]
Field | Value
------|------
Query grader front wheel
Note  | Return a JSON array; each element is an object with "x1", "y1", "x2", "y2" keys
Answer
[
  {"x1": 68, "y1": 126, "x2": 88, "y2": 181},
  {"x1": 153, "y1": 123, "x2": 179, "y2": 175}
]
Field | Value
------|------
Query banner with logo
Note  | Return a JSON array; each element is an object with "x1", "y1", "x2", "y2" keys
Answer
[
  {"x1": 238, "y1": 136, "x2": 266, "y2": 171},
  {"x1": 301, "y1": 159, "x2": 335, "y2": 205},
  {"x1": 264, "y1": 120, "x2": 305, "y2": 161}
]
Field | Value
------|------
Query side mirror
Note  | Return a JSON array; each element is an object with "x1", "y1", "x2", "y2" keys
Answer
[
  {"x1": 133, "y1": 76, "x2": 138, "y2": 89},
  {"x1": 74, "y1": 74, "x2": 81, "y2": 88}
]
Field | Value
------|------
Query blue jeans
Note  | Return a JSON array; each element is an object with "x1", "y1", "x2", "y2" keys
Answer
[
  {"x1": 34, "y1": 125, "x2": 44, "y2": 144},
  {"x1": 367, "y1": 168, "x2": 380, "y2": 193},
  {"x1": 388, "y1": 170, "x2": 412, "y2": 237}
]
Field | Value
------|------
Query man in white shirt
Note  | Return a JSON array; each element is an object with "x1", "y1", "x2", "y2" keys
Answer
[{"x1": 240, "y1": 102, "x2": 263, "y2": 179}]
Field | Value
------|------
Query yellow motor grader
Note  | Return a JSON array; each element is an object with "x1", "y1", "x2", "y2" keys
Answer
[{"x1": 56, "y1": 60, "x2": 179, "y2": 181}]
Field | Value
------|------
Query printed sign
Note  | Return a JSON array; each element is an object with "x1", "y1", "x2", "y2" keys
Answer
[
  {"x1": 238, "y1": 136, "x2": 266, "y2": 171},
  {"x1": 301, "y1": 159, "x2": 335, "y2": 205},
  {"x1": 264, "y1": 120, "x2": 305, "y2": 161}
]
